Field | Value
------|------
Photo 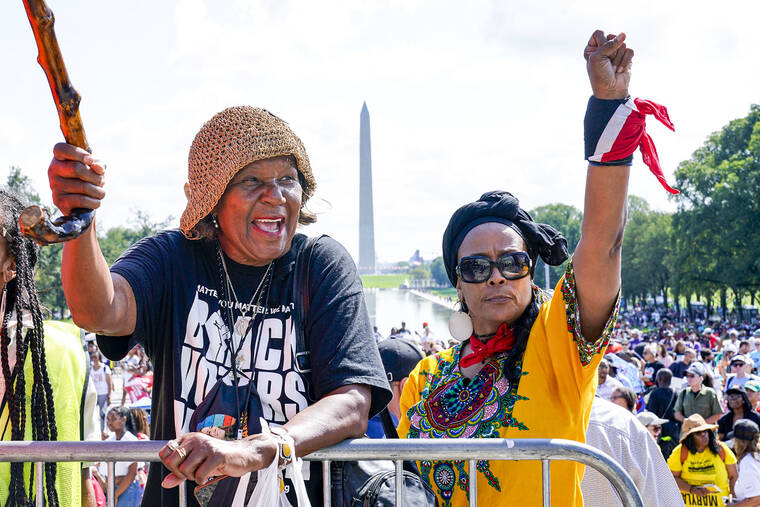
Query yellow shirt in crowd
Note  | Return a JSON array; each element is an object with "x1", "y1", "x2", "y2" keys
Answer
[
  {"x1": 397, "y1": 263, "x2": 619, "y2": 507},
  {"x1": 667, "y1": 442, "x2": 737, "y2": 507}
]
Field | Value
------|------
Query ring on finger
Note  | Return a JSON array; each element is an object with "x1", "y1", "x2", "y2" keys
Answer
[
  {"x1": 176, "y1": 447, "x2": 187, "y2": 460},
  {"x1": 166, "y1": 440, "x2": 179, "y2": 452}
]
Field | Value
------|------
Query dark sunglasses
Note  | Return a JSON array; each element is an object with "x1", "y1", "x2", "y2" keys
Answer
[{"x1": 456, "y1": 252, "x2": 531, "y2": 283}]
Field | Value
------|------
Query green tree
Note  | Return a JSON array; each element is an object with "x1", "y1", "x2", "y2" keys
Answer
[
  {"x1": 5, "y1": 166, "x2": 172, "y2": 317},
  {"x1": 671, "y1": 104, "x2": 760, "y2": 316},
  {"x1": 6, "y1": 166, "x2": 40, "y2": 204},
  {"x1": 621, "y1": 196, "x2": 673, "y2": 307},
  {"x1": 408, "y1": 265, "x2": 431, "y2": 280},
  {"x1": 5, "y1": 166, "x2": 68, "y2": 316},
  {"x1": 430, "y1": 256, "x2": 450, "y2": 287},
  {"x1": 530, "y1": 203, "x2": 583, "y2": 289}
]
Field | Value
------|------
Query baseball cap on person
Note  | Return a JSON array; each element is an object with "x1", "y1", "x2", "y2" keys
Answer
[
  {"x1": 725, "y1": 385, "x2": 747, "y2": 396},
  {"x1": 686, "y1": 362, "x2": 707, "y2": 377},
  {"x1": 744, "y1": 380, "x2": 760, "y2": 393},
  {"x1": 378, "y1": 339, "x2": 424, "y2": 382},
  {"x1": 636, "y1": 411, "x2": 668, "y2": 427},
  {"x1": 731, "y1": 354, "x2": 749, "y2": 366},
  {"x1": 724, "y1": 343, "x2": 738, "y2": 354},
  {"x1": 726, "y1": 419, "x2": 760, "y2": 442}
]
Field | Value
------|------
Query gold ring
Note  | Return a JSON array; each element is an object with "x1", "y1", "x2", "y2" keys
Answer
[
  {"x1": 176, "y1": 447, "x2": 187, "y2": 460},
  {"x1": 166, "y1": 440, "x2": 179, "y2": 452}
]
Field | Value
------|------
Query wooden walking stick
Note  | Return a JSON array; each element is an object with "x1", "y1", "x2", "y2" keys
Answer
[{"x1": 18, "y1": 0, "x2": 95, "y2": 246}]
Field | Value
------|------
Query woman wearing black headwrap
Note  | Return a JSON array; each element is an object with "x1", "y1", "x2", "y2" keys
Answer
[{"x1": 397, "y1": 30, "x2": 648, "y2": 507}]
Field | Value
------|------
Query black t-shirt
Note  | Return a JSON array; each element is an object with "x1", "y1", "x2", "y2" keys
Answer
[
  {"x1": 669, "y1": 360, "x2": 689, "y2": 379},
  {"x1": 647, "y1": 387, "x2": 677, "y2": 422},
  {"x1": 642, "y1": 360, "x2": 665, "y2": 387},
  {"x1": 98, "y1": 231, "x2": 391, "y2": 506},
  {"x1": 717, "y1": 409, "x2": 760, "y2": 438}
]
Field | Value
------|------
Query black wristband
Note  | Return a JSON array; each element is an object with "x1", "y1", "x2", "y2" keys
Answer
[{"x1": 584, "y1": 95, "x2": 633, "y2": 166}]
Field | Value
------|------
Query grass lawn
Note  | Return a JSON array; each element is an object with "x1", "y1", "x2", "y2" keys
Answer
[{"x1": 360, "y1": 274, "x2": 408, "y2": 289}]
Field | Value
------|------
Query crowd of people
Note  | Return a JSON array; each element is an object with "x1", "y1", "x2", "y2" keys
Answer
[
  {"x1": 86, "y1": 337, "x2": 153, "y2": 505},
  {"x1": 593, "y1": 306, "x2": 760, "y2": 505},
  {"x1": 2, "y1": 25, "x2": 758, "y2": 507}
]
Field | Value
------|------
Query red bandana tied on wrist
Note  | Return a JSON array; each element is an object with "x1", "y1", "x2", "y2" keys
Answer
[
  {"x1": 586, "y1": 96, "x2": 678, "y2": 194},
  {"x1": 460, "y1": 323, "x2": 516, "y2": 368}
]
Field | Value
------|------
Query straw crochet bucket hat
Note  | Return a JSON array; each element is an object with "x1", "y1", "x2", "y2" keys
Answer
[
  {"x1": 679, "y1": 414, "x2": 718, "y2": 443},
  {"x1": 180, "y1": 106, "x2": 316, "y2": 238}
]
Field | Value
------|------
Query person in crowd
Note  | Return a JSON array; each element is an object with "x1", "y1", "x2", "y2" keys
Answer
[
  {"x1": 729, "y1": 419, "x2": 760, "y2": 506},
  {"x1": 738, "y1": 340, "x2": 751, "y2": 357},
  {"x1": 642, "y1": 343, "x2": 665, "y2": 390},
  {"x1": 582, "y1": 398, "x2": 684, "y2": 507},
  {"x1": 46, "y1": 106, "x2": 392, "y2": 504},
  {"x1": 671, "y1": 348, "x2": 697, "y2": 379},
  {"x1": 130, "y1": 407, "x2": 150, "y2": 440},
  {"x1": 674, "y1": 341, "x2": 688, "y2": 362},
  {"x1": 90, "y1": 351, "x2": 112, "y2": 431},
  {"x1": 86, "y1": 333, "x2": 107, "y2": 363},
  {"x1": 675, "y1": 362, "x2": 723, "y2": 424},
  {"x1": 398, "y1": 30, "x2": 642, "y2": 506},
  {"x1": 724, "y1": 330, "x2": 740, "y2": 349},
  {"x1": 745, "y1": 380, "x2": 760, "y2": 415},
  {"x1": 120, "y1": 345, "x2": 141, "y2": 406},
  {"x1": 720, "y1": 344, "x2": 739, "y2": 378},
  {"x1": 726, "y1": 355, "x2": 760, "y2": 391},
  {"x1": 750, "y1": 338, "x2": 760, "y2": 371},
  {"x1": 373, "y1": 326, "x2": 384, "y2": 344},
  {"x1": 658, "y1": 342, "x2": 674, "y2": 368},
  {"x1": 94, "y1": 407, "x2": 142, "y2": 506},
  {"x1": 130, "y1": 407, "x2": 151, "y2": 491},
  {"x1": 366, "y1": 338, "x2": 424, "y2": 438},
  {"x1": 668, "y1": 414, "x2": 738, "y2": 507},
  {"x1": 597, "y1": 358, "x2": 624, "y2": 400},
  {"x1": 717, "y1": 386, "x2": 760, "y2": 441},
  {"x1": 636, "y1": 410, "x2": 667, "y2": 438},
  {"x1": 0, "y1": 188, "x2": 94, "y2": 506},
  {"x1": 610, "y1": 386, "x2": 637, "y2": 412},
  {"x1": 636, "y1": 410, "x2": 679, "y2": 460},
  {"x1": 646, "y1": 368, "x2": 681, "y2": 450}
]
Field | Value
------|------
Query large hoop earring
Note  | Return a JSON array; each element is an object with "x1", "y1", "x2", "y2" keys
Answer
[{"x1": 448, "y1": 300, "x2": 473, "y2": 342}]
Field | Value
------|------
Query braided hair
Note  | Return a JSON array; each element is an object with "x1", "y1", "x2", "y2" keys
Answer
[{"x1": 0, "y1": 188, "x2": 59, "y2": 506}]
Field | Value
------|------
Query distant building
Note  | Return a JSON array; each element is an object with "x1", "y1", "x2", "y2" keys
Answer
[
  {"x1": 409, "y1": 249, "x2": 423, "y2": 266},
  {"x1": 358, "y1": 102, "x2": 376, "y2": 274}
]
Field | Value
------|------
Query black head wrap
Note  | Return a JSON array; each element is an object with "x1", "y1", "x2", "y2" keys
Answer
[{"x1": 442, "y1": 191, "x2": 570, "y2": 286}]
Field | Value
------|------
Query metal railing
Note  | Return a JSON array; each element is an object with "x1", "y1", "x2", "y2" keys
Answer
[{"x1": 0, "y1": 438, "x2": 643, "y2": 507}]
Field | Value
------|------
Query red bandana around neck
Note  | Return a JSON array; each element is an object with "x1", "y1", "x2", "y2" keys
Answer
[{"x1": 460, "y1": 323, "x2": 516, "y2": 368}]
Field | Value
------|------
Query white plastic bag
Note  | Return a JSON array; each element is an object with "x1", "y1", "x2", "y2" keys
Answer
[{"x1": 243, "y1": 419, "x2": 311, "y2": 507}]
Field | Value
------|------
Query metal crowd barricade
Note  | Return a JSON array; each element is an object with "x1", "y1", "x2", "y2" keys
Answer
[{"x1": 0, "y1": 438, "x2": 643, "y2": 507}]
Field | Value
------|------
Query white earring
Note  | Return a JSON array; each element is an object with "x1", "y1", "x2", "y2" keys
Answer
[{"x1": 448, "y1": 301, "x2": 473, "y2": 342}]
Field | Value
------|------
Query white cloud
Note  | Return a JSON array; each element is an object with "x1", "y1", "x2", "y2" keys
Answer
[{"x1": 1, "y1": 0, "x2": 758, "y2": 263}]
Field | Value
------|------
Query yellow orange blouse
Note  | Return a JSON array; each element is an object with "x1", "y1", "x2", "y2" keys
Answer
[{"x1": 398, "y1": 262, "x2": 619, "y2": 506}]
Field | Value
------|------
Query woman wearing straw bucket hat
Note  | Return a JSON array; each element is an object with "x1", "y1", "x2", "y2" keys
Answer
[
  {"x1": 46, "y1": 106, "x2": 392, "y2": 506},
  {"x1": 667, "y1": 414, "x2": 738, "y2": 506}
]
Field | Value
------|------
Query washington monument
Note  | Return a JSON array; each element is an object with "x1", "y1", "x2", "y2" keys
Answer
[{"x1": 358, "y1": 102, "x2": 376, "y2": 273}]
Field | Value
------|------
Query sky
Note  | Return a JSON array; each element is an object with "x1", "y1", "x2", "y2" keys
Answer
[{"x1": 1, "y1": 0, "x2": 758, "y2": 263}]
